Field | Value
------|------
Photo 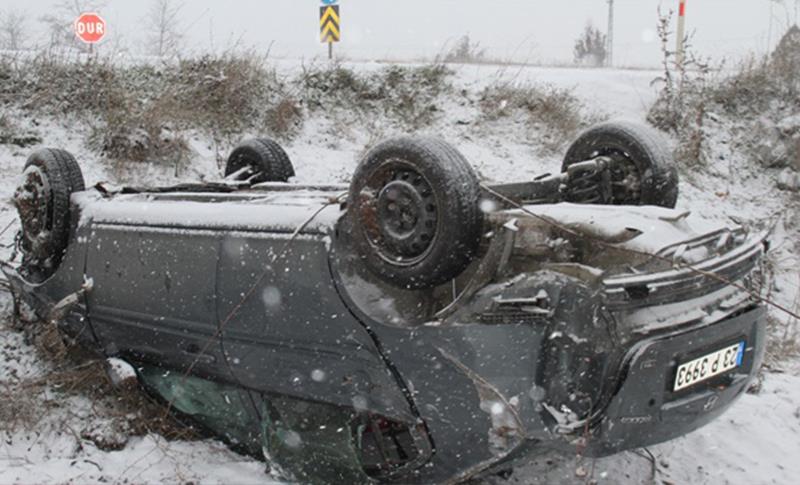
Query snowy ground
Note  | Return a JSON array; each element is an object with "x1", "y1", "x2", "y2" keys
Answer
[{"x1": 0, "y1": 62, "x2": 798, "y2": 484}]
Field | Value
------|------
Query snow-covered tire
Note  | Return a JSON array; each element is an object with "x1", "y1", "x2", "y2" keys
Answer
[
  {"x1": 225, "y1": 138, "x2": 295, "y2": 183},
  {"x1": 562, "y1": 121, "x2": 679, "y2": 208},
  {"x1": 347, "y1": 137, "x2": 483, "y2": 289},
  {"x1": 15, "y1": 148, "x2": 85, "y2": 276}
]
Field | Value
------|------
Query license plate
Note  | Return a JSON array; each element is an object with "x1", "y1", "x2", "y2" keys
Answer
[{"x1": 673, "y1": 341, "x2": 745, "y2": 392}]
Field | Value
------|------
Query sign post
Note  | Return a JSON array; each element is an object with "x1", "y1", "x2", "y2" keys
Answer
[
  {"x1": 320, "y1": 0, "x2": 340, "y2": 60},
  {"x1": 74, "y1": 12, "x2": 106, "y2": 54},
  {"x1": 675, "y1": 0, "x2": 687, "y2": 67}
]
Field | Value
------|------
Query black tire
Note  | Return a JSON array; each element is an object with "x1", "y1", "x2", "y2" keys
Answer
[
  {"x1": 562, "y1": 121, "x2": 679, "y2": 208},
  {"x1": 225, "y1": 138, "x2": 295, "y2": 183},
  {"x1": 49, "y1": 148, "x2": 86, "y2": 194},
  {"x1": 347, "y1": 137, "x2": 483, "y2": 289},
  {"x1": 15, "y1": 148, "x2": 85, "y2": 276}
]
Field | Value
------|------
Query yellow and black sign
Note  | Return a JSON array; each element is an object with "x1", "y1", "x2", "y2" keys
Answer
[{"x1": 320, "y1": 5, "x2": 340, "y2": 43}]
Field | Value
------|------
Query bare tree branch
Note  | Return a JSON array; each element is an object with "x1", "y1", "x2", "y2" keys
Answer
[
  {"x1": 0, "y1": 8, "x2": 27, "y2": 51},
  {"x1": 144, "y1": 0, "x2": 183, "y2": 57},
  {"x1": 573, "y1": 21, "x2": 607, "y2": 68}
]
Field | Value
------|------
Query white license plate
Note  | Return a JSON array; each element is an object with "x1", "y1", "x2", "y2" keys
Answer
[{"x1": 673, "y1": 341, "x2": 745, "y2": 392}]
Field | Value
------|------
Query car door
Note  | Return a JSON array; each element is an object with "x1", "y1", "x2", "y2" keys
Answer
[
  {"x1": 85, "y1": 223, "x2": 227, "y2": 381},
  {"x1": 216, "y1": 230, "x2": 415, "y2": 421}
]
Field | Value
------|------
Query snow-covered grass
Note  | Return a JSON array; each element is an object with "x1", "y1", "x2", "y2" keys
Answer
[{"x1": 0, "y1": 58, "x2": 798, "y2": 484}]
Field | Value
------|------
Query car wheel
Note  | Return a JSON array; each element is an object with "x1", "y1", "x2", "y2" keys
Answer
[
  {"x1": 347, "y1": 136, "x2": 483, "y2": 289},
  {"x1": 225, "y1": 138, "x2": 295, "y2": 183},
  {"x1": 562, "y1": 121, "x2": 679, "y2": 208},
  {"x1": 14, "y1": 148, "x2": 85, "y2": 276}
]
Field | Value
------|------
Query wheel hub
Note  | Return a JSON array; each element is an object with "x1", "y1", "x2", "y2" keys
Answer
[
  {"x1": 363, "y1": 165, "x2": 439, "y2": 264},
  {"x1": 378, "y1": 180, "x2": 425, "y2": 251},
  {"x1": 14, "y1": 166, "x2": 50, "y2": 242}
]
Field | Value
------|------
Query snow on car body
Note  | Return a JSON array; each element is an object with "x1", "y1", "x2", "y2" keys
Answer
[{"x1": 3, "y1": 122, "x2": 768, "y2": 483}]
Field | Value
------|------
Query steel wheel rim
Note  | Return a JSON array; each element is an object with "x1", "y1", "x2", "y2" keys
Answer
[
  {"x1": 15, "y1": 165, "x2": 52, "y2": 246},
  {"x1": 356, "y1": 159, "x2": 440, "y2": 267}
]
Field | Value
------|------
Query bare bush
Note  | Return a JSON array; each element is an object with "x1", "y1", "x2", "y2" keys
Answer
[
  {"x1": 480, "y1": 82, "x2": 598, "y2": 154},
  {"x1": 697, "y1": 25, "x2": 799, "y2": 171},
  {"x1": 1, "y1": 51, "x2": 297, "y2": 165},
  {"x1": 2, "y1": 54, "x2": 452, "y2": 164},
  {"x1": 143, "y1": 0, "x2": 184, "y2": 58},
  {"x1": 442, "y1": 34, "x2": 486, "y2": 64},
  {"x1": 265, "y1": 97, "x2": 303, "y2": 136},
  {"x1": 301, "y1": 62, "x2": 452, "y2": 129},
  {"x1": 89, "y1": 101, "x2": 190, "y2": 167},
  {"x1": 0, "y1": 8, "x2": 27, "y2": 51},
  {"x1": 0, "y1": 111, "x2": 41, "y2": 147},
  {"x1": 647, "y1": 10, "x2": 712, "y2": 166},
  {"x1": 0, "y1": 111, "x2": 13, "y2": 139},
  {"x1": 650, "y1": 19, "x2": 800, "y2": 172},
  {"x1": 765, "y1": 312, "x2": 800, "y2": 366},
  {"x1": 709, "y1": 26, "x2": 800, "y2": 118},
  {"x1": 770, "y1": 24, "x2": 800, "y2": 98},
  {"x1": 170, "y1": 53, "x2": 281, "y2": 139},
  {"x1": 573, "y1": 22, "x2": 607, "y2": 67},
  {"x1": 7, "y1": 54, "x2": 121, "y2": 114}
]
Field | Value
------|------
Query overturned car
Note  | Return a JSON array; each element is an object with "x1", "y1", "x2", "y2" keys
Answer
[{"x1": 4, "y1": 121, "x2": 768, "y2": 483}]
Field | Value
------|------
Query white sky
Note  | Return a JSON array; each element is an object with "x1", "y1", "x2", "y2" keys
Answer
[{"x1": 2, "y1": 0, "x2": 799, "y2": 66}]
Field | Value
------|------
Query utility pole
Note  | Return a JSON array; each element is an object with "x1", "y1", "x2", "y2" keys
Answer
[
  {"x1": 768, "y1": 0, "x2": 774, "y2": 51},
  {"x1": 676, "y1": 0, "x2": 687, "y2": 67},
  {"x1": 606, "y1": 0, "x2": 614, "y2": 67}
]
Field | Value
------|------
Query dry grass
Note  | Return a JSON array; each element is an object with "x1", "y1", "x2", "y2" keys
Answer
[
  {"x1": 300, "y1": 62, "x2": 452, "y2": 128},
  {"x1": 712, "y1": 26, "x2": 799, "y2": 117},
  {"x1": 0, "y1": 51, "x2": 296, "y2": 167},
  {"x1": 0, "y1": 110, "x2": 41, "y2": 147},
  {"x1": 479, "y1": 82, "x2": 597, "y2": 154},
  {"x1": 265, "y1": 96, "x2": 303, "y2": 136},
  {"x1": 169, "y1": 53, "x2": 282, "y2": 138},
  {"x1": 757, "y1": 246, "x2": 800, "y2": 367},
  {"x1": 645, "y1": 11, "x2": 715, "y2": 167},
  {"x1": 649, "y1": 20, "x2": 800, "y2": 170},
  {"x1": 0, "y1": 307, "x2": 197, "y2": 447},
  {"x1": 765, "y1": 314, "x2": 800, "y2": 369}
]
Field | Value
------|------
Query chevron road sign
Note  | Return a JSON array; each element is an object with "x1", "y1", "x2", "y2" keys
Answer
[
  {"x1": 320, "y1": 4, "x2": 340, "y2": 44},
  {"x1": 320, "y1": 1, "x2": 340, "y2": 60}
]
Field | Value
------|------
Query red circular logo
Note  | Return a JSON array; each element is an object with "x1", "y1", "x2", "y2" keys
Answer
[{"x1": 74, "y1": 13, "x2": 106, "y2": 44}]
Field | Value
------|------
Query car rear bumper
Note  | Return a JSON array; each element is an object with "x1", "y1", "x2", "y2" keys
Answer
[{"x1": 585, "y1": 305, "x2": 766, "y2": 456}]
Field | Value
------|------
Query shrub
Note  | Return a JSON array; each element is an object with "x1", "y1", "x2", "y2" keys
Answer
[
  {"x1": 0, "y1": 52, "x2": 299, "y2": 166},
  {"x1": 646, "y1": 11, "x2": 712, "y2": 166},
  {"x1": 169, "y1": 53, "x2": 281, "y2": 138},
  {"x1": 442, "y1": 35, "x2": 486, "y2": 64},
  {"x1": 300, "y1": 62, "x2": 452, "y2": 129},
  {"x1": 573, "y1": 22, "x2": 607, "y2": 67},
  {"x1": 265, "y1": 97, "x2": 303, "y2": 136},
  {"x1": 480, "y1": 82, "x2": 596, "y2": 153},
  {"x1": 1, "y1": 54, "x2": 121, "y2": 115},
  {"x1": 0, "y1": 110, "x2": 41, "y2": 147},
  {"x1": 89, "y1": 102, "x2": 189, "y2": 166}
]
